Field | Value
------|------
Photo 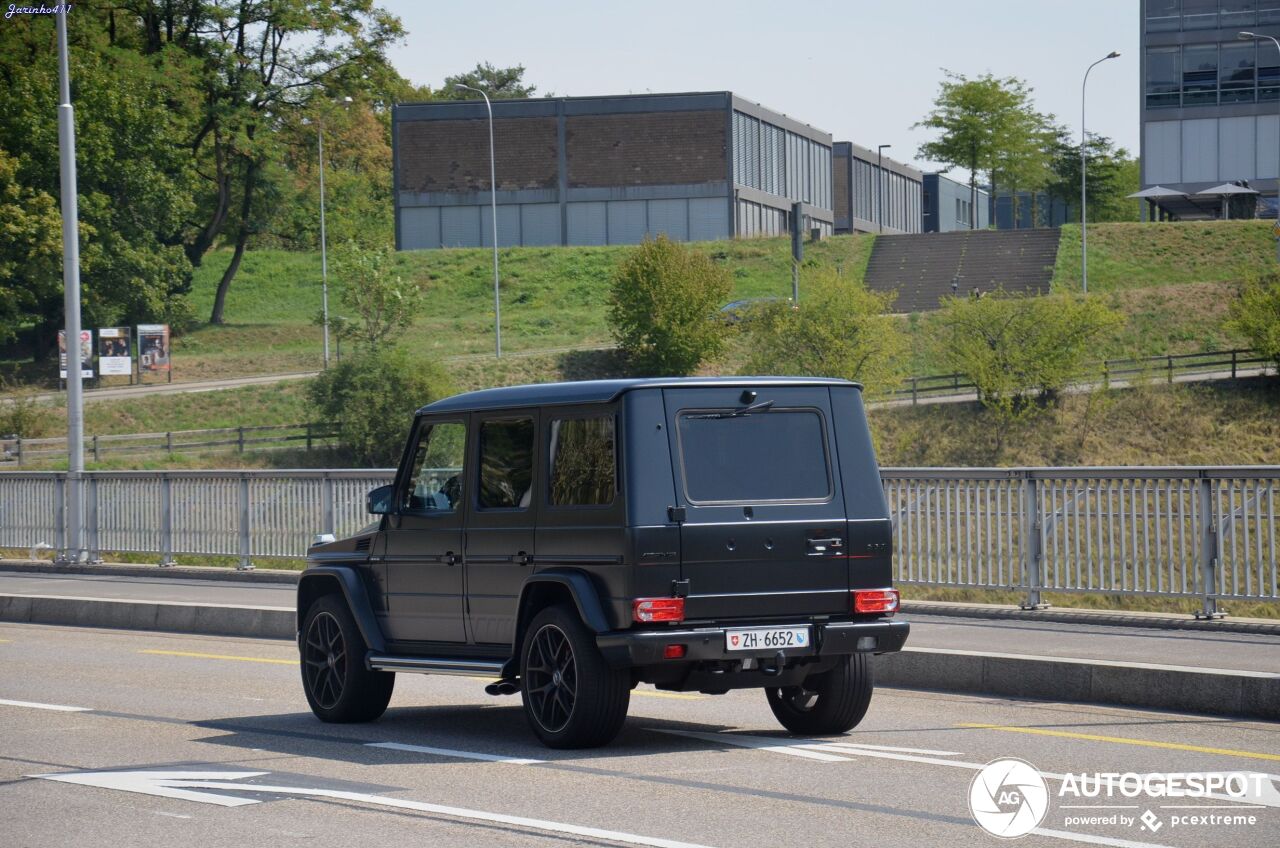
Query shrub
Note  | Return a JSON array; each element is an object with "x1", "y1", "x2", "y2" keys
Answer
[
  {"x1": 608, "y1": 236, "x2": 732, "y2": 375},
  {"x1": 307, "y1": 347, "x2": 453, "y2": 466},
  {"x1": 743, "y1": 270, "x2": 907, "y2": 394},
  {"x1": 0, "y1": 377, "x2": 54, "y2": 439},
  {"x1": 1227, "y1": 271, "x2": 1280, "y2": 373},
  {"x1": 331, "y1": 240, "x2": 426, "y2": 350}
]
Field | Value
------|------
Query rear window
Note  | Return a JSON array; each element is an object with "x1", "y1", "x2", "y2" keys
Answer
[{"x1": 676, "y1": 409, "x2": 832, "y2": 503}]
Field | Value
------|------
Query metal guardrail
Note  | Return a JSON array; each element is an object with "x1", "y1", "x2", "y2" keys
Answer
[
  {"x1": 0, "y1": 467, "x2": 1276, "y2": 616},
  {"x1": 891, "y1": 348, "x2": 1273, "y2": 405},
  {"x1": 0, "y1": 423, "x2": 338, "y2": 467}
]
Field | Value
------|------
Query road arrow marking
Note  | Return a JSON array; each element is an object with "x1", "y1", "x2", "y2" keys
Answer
[{"x1": 34, "y1": 769, "x2": 716, "y2": 848}]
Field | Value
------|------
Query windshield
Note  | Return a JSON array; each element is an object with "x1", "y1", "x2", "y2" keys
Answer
[{"x1": 676, "y1": 408, "x2": 832, "y2": 504}]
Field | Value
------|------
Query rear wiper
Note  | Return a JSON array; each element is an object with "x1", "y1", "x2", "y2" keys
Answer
[{"x1": 686, "y1": 399, "x2": 775, "y2": 419}]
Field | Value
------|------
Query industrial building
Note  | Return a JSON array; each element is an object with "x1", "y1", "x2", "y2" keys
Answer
[
  {"x1": 832, "y1": 142, "x2": 923, "y2": 234},
  {"x1": 922, "y1": 174, "x2": 990, "y2": 232},
  {"x1": 1140, "y1": 1, "x2": 1279, "y2": 218},
  {"x1": 392, "y1": 92, "x2": 834, "y2": 250},
  {"x1": 992, "y1": 190, "x2": 1072, "y2": 229}
]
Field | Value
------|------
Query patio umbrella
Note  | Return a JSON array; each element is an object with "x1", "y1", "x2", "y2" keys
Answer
[{"x1": 1194, "y1": 183, "x2": 1260, "y2": 220}]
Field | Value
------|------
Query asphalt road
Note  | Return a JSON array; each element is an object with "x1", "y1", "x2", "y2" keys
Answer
[
  {"x1": 3, "y1": 571, "x2": 1279, "y2": 672},
  {"x1": 2, "y1": 622, "x2": 1276, "y2": 848}
]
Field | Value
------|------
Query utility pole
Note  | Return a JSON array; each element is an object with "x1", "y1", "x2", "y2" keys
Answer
[{"x1": 56, "y1": 8, "x2": 85, "y2": 563}]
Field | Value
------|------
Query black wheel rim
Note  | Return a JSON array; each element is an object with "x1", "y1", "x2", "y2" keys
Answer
[
  {"x1": 525, "y1": 623, "x2": 576, "y2": 733},
  {"x1": 303, "y1": 611, "x2": 346, "y2": 710},
  {"x1": 779, "y1": 686, "x2": 819, "y2": 712}
]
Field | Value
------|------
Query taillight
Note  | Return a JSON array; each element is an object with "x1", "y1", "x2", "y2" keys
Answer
[
  {"x1": 852, "y1": 588, "x2": 899, "y2": 615},
  {"x1": 633, "y1": 597, "x2": 685, "y2": 623}
]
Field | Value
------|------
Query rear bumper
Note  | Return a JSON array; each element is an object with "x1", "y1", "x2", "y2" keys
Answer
[{"x1": 596, "y1": 618, "x2": 909, "y2": 667}]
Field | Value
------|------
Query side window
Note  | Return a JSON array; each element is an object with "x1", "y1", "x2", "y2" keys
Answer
[
  {"x1": 403, "y1": 421, "x2": 466, "y2": 513},
  {"x1": 549, "y1": 416, "x2": 616, "y2": 507},
  {"x1": 478, "y1": 418, "x2": 535, "y2": 510}
]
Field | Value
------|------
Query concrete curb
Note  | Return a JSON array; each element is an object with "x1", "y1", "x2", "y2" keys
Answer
[
  {"x1": 901, "y1": 600, "x2": 1280, "y2": 636},
  {"x1": 3, "y1": 593, "x2": 1276, "y2": 722},
  {"x1": 877, "y1": 647, "x2": 1280, "y2": 722}
]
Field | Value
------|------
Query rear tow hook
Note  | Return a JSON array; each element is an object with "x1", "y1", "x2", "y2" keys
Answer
[
  {"x1": 484, "y1": 679, "x2": 521, "y2": 696},
  {"x1": 760, "y1": 650, "x2": 786, "y2": 677}
]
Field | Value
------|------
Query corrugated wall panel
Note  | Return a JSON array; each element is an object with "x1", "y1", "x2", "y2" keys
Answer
[
  {"x1": 1145, "y1": 120, "x2": 1181, "y2": 185},
  {"x1": 1257, "y1": 116, "x2": 1279, "y2": 179},
  {"x1": 520, "y1": 204, "x2": 561, "y2": 246},
  {"x1": 567, "y1": 201, "x2": 608, "y2": 245},
  {"x1": 399, "y1": 207, "x2": 441, "y2": 250},
  {"x1": 688, "y1": 197, "x2": 730, "y2": 241},
  {"x1": 607, "y1": 200, "x2": 647, "y2": 244},
  {"x1": 647, "y1": 198, "x2": 688, "y2": 240},
  {"x1": 1182, "y1": 119, "x2": 1218, "y2": 183},
  {"x1": 480, "y1": 205, "x2": 522, "y2": 247},
  {"x1": 441, "y1": 206, "x2": 481, "y2": 247}
]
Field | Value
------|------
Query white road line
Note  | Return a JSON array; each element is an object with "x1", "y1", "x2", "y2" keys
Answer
[
  {"x1": 812, "y1": 741, "x2": 962, "y2": 756},
  {"x1": 0, "y1": 698, "x2": 91, "y2": 712},
  {"x1": 655, "y1": 730, "x2": 852, "y2": 763},
  {"x1": 366, "y1": 742, "x2": 543, "y2": 765},
  {"x1": 1029, "y1": 827, "x2": 1176, "y2": 848}
]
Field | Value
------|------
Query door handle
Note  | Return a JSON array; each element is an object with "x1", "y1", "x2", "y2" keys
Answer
[
  {"x1": 444, "y1": 552, "x2": 460, "y2": 566},
  {"x1": 806, "y1": 537, "x2": 843, "y2": 555},
  {"x1": 516, "y1": 551, "x2": 533, "y2": 566}
]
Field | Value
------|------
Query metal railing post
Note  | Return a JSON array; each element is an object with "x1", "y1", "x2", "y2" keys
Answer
[
  {"x1": 92, "y1": 435, "x2": 99, "y2": 462},
  {"x1": 159, "y1": 474, "x2": 175, "y2": 566},
  {"x1": 322, "y1": 472, "x2": 335, "y2": 536},
  {"x1": 1196, "y1": 474, "x2": 1224, "y2": 619},
  {"x1": 15, "y1": 437, "x2": 22, "y2": 466},
  {"x1": 53, "y1": 474, "x2": 66, "y2": 561},
  {"x1": 1020, "y1": 472, "x2": 1048, "y2": 609},
  {"x1": 237, "y1": 474, "x2": 253, "y2": 571},
  {"x1": 86, "y1": 474, "x2": 102, "y2": 563}
]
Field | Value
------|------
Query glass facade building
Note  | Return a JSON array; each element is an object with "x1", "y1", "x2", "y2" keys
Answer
[
  {"x1": 1141, "y1": 1, "x2": 1280, "y2": 216},
  {"x1": 833, "y1": 142, "x2": 923, "y2": 234}
]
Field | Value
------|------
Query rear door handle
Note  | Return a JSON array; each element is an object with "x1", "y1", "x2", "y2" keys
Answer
[
  {"x1": 444, "y1": 552, "x2": 460, "y2": 566},
  {"x1": 516, "y1": 551, "x2": 533, "y2": 566},
  {"x1": 807, "y1": 537, "x2": 843, "y2": 555}
]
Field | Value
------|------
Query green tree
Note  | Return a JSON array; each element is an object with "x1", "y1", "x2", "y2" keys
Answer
[
  {"x1": 0, "y1": 150, "x2": 63, "y2": 346},
  {"x1": 330, "y1": 240, "x2": 425, "y2": 349},
  {"x1": 438, "y1": 62, "x2": 540, "y2": 99},
  {"x1": 307, "y1": 347, "x2": 452, "y2": 466},
  {"x1": 929, "y1": 291, "x2": 1121, "y2": 451},
  {"x1": 743, "y1": 271, "x2": 907, "y2": 394},
  {"x1": 1227, "y1": 272, "x2": 1280, "y2": 372},
  {"x1": 1045, "y1": 132, "x2": 1140, "y2": 224},
  {"x1": 915, "y1": 71, "x2": 1048, "y2": 229},
  {"x1": 608, "y1": 236, "x2": 732, "y2": 376}
]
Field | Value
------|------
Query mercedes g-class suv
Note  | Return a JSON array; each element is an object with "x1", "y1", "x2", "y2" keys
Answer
[{"x1": 297, "y1": 377, "x2": 908, "y2": 749}]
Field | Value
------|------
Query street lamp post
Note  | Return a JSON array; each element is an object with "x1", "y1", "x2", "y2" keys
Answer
[
  {"x1": 456, "y1": 83, "x2": 502, "y2": 358},
  {"x1": 1081, "y1": 51, "x2": 1121, "y2": 294},
  {"x1": 1240, "y1": 32, "x2": 1280, "y2": 262},
  {"x1": 56, "y1": 8, "x2": 85, "y2": 563},
  {"x1": 877, "y1": 144, "x2": 891, "y2": 233},
  {"x1": 314, "y1": 96, "x2": 352, "y2": 369}
]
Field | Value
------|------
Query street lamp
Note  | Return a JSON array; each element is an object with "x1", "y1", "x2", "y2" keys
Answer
[
  {"x1": 1241, "y1": 32, "x2": 1280, "y2": 259},
  {"x1": 1081, "y1": 51, "x2": 1120, "y2": 294},
  {"x1": 56, "y1": 8, "x2": 85, "y2": 563},
  {"x1": 455, "y1": 83, "x2": 502, "y2": 358},
  {"x1": 877, "y1": 144, "x2": 892, "y2": 233},
  {"x1": 312, "y1": 96, "x2": 353, "y2": 369}
]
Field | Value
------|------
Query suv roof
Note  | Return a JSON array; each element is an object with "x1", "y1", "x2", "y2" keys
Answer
[{"x1": 418, "y1": 376, "x2": 861, "y2": 415}]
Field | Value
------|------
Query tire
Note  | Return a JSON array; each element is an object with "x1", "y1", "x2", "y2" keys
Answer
[
  {"x1": 765, "y1": 654, "x2": 874, "y2": 736},
  {"x1": 300, "y1": 594, "x2": 394, "y2": 723},
  {"x1": 519, "y1": 605, "x2": 630, "y2": 749}
]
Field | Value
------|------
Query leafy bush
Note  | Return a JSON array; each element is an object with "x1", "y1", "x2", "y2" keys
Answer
[
  {"x1": 331, "y1": 240, "x2": 426, "y2": 350},
  {"x1": 1227, "y1": 271, "x2": 1280, "y2": 372},
  {"x1": 608, "y1": 236, "x2": 732, "y2": 375},
  {"x1": 307, "y1": 347, "x2": 453, "y2": 466},
  {"x1": 929, "y1": 290, "x2": 1121, "y2": 449},
  {"x1": 742, "y1": 270, "x2": 907, "y2": 394},
  {"x1": 0, "y1": 376, "x2": 54, "y2": 439}
]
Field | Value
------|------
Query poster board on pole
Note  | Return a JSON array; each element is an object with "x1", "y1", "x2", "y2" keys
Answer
[
  {"x1": 136, "y1": 324, "x2": 171, "y2": 382},
  {"x1": 58, "y1": 329, "x2": 94, "y2": 379},
  {"x1": 98, "y1": 327, "x2": 133, "y2": 377}
]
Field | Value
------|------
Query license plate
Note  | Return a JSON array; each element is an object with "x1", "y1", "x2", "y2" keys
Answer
[{"x1": 725, "y1": 626, "x2": 810, "y2": 652}]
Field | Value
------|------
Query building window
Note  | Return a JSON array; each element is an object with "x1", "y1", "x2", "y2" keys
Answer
[
  {"x1": 1147, "y1": 47, "x2": 1182, "y2": 108},
  {"x1": 1146, "y1": 0, "x2": 1181, "y2": 31},
  {"x1": 1182, "y1": 44, "x2": 1219, "y2": 106},
  {"x1": 1263, "y1": 1, "x2": 1280, "y2": 24},
  {"x1": 1222, "y1": 0, "x2": 1258, "y2": 27},
  {"x1": 1221, "y1": 43, "x2": 1257, "y2": 103},
  {"x1": 1182, "y1": 0, "x2": 1218, "y2": 28}
]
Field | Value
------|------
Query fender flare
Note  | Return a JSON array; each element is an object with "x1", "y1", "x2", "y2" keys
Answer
[
  {"x1": 508, "y1": 570, "x2": 613, "y2": 671},
  {"x1": 297, "y1": 566, "x2": 387, "y2": 654}
]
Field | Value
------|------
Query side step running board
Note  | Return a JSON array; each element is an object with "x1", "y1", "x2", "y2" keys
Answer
[{"x1": 367, "y1": 655, "x2": 505, "y2": 677}]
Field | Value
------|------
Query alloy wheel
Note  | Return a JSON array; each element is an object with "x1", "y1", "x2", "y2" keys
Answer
[
  {"x1": 524, "y1": 623, "x2": 577, "y2": 732},
  {"x1": 303, "y1": 611, "x2": 346, "y2": 710}
]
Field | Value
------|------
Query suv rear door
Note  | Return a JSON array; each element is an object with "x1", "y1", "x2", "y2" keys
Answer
[{"x1": 663, "y1": 386, "x2": 849, "y2": 621}]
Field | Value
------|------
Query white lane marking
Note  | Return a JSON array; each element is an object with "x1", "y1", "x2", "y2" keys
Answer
[
  {"x1": 656, "y1": 729, "x2": 848, "y2": 762},
  {"x1": 366, "y1": 742, "x2": 543, "y2": 764},
  {"x1": 813, "y1": 741, "x2": 962, "y2": 756},
  {"x1": 0, "y1": 698, "x2": 91, "y2": 713},
  {"x1": 1029, "y1": 827, "x2": 1177, "y2": 848},
  {"x1": 35, "y1": 770, "x2": 716, "y2": 848},
  {"x1": 900, "y1": 646, "x2": 1280, "y2": 679}
]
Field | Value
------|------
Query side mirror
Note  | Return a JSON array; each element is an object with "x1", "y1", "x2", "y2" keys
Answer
[{"x1": 366, "y1": 484, "x2": 394, "y2": 515}]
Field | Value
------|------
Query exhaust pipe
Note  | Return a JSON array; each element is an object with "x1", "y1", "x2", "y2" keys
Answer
[{"x1": 484, "y1": 679, "x2": 520, "y2": 696}]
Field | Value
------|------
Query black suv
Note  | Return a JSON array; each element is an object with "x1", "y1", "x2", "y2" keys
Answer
[{"x1": 297, "y1": 377, "x2": 908, "y2": 748}]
